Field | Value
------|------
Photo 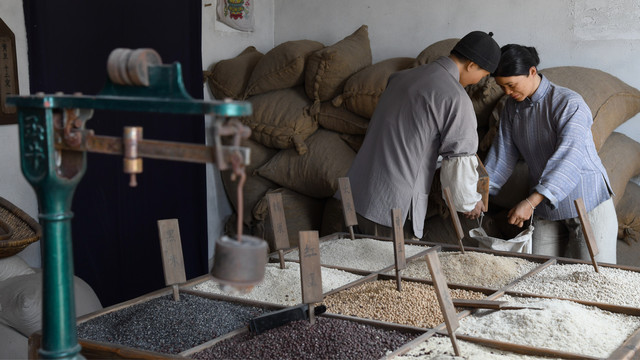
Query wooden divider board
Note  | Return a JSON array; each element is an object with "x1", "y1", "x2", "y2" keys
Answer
[
  {"x1": 574, "y1": 198, "x2": 600, "y2": 273},
  {"x1": 267, "y1": 192, "x2": 290, "y2": 250},
  {"x1": 338, "y1": 177, "x2": 358, "y2": 239},
  {"x1": 442, "y1": 187, "x2": 465, "y2": 253},
  {"x1": 425, "y1": 250, "x2": 461, "y2": 356},
  {"x1": 157, "y1": 219, "x2": 186, "y2": 286}
]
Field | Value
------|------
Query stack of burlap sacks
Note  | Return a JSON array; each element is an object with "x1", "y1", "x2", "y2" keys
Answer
[{"x1": 205, "y1": 25, "x2": 640, "y2": 266}]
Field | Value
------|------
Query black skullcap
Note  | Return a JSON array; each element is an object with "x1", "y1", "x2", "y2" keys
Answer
[{"x1": 452, "y1": 31, "x2": 501, "y2": 73}]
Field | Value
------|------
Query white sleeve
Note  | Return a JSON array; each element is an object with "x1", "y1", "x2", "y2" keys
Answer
[{"x1": 440, "y1": 155, "x2": 482, "y2": 212}]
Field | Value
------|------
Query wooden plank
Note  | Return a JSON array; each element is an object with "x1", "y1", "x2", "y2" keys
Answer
[
  {"x1": 267, "y1": 192, "x2": 290, "y2": 251},
  {"x1": 608, "y1": 326, "x2": 640, "y2": 360},
  {"x1": 453, "y1": 334, "x2": 599, "y2": 359},
  {"x1": 424, "y1": 250, "x2": 461, "y2": 356},
  {"x1": 157, "y1": 219, "x2": 186, "y2": 286},
  {"x1": 574, "y1": 198, "x2": 600, "y2": 272},
  {"x1": 299, "y1": 231, "x2": 323, "y2": 304},
  {"x1": 338, "y1": 177, "x2": 358, "y2": 239},
  {"x1": 442, "y1": 187, "x2": 465, "y2": 253},
  {"x1": 476, "y1": 155, "x2": 489, "y2": 211}
]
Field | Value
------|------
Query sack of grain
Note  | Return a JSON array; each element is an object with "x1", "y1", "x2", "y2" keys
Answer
[
  {"x1": 598, "y1": 132, "x2": 640, "y2": 207},
  {"x1": 252, "y1": 188, "x2": 324, "y2": 249},
  {"x1": 541, "y1": 66, "x2": 640, "y2": 151},
  {"x1": 204, "y1": 46, "x2": 263, "y2": 100},
  {"x1": 244, "y1": 40, "x2": 324, "y2": 98},
  {"x1": 332, "y1": 57, "x2": 417, "y2": 119},
  {"x1": 415, "y1": 38, "x2": 459, "y2": 65},
  {"x1": 243, "y1": 87, "x2": 318, "y2": 155},
  {"x1": 305, "y1": 25, "x2": 372, "y2": 111},
  {"x1": 316, "y1": 102, "x2": 369, "y2": 135},
  {"x1": 256, "y1": 129, "x2": 356, "y2": 199},
  {"x1": 465, "y1": 76, "x2": 504, "y2": 129},
  {"x1": 220, "y1": 138, "x2": 278, "y2": 229},
  {"x1": 615, "y1": 181, "x2": 640, "y2": 266}
]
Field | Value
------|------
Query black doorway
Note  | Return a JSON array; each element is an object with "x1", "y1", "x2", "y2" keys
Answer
[{"x1": 23, "y1": 0, "x2": 208, "y2": 306}]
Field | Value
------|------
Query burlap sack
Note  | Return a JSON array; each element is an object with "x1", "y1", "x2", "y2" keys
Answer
[
  {"x1": 332, "y1": 57, "x2": 417, "y2": 119},
  {"x1": 244, "y1": 40, "x2": 324, "y2": 98},
  {"x1": 321, "y1": 196, "x2": 347, "y2": 236},
  {"x1": 252, "y1": 188, "x2": 324, "y2": 249},
  {"x1": 616, "y1": 181, "x2": 640, "y2": 247},
  {"x1": 256, "y1": 129, "x2": 356, "y2": 199},
  {"x1": 541, "y1": 66, "x2": 640, "y2": 151},
  {"x1": 415, "y1": 38, "x2": 459, "y2": 65},
  {"x1": 305, "y1": 25, "x2": 372, "y2": 111},
  {"x1": 598, "y1": 132, "x2": 640, "y2": 207},
  {"x1": 339, "y1": 133, "x2": 365, "y2": 153},
  {"x1": 465, "y1": 76, "x2": 504, "y2": 129},
  {"x1": 243, "y1": 87, "x2": 318, "y2": 155},
  {"x1": 204, "y1": 46, "x2": 263, "y2": 100},
  {"x1": 317, "y1": 102, "x2": 368, "y2": 135},
  {"x1": 220, "y1": 138, "x2": 278, "y2": 228}
]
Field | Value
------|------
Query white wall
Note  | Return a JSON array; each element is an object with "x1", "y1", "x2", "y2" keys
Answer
[
  {"x1": 271, "y1": 0, "x2": 640, "y2": 143},
  {"x1": 0, "y1": 0, "x2": 40, "y2": 267}
]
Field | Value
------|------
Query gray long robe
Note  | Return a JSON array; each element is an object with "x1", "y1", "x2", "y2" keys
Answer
[{"x1": 345, "y1": 56, "x2": 479, "y2": 238}]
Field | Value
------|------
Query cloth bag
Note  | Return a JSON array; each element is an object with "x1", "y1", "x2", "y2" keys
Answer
[{"x1": 469, "y1": 214, "x2": 533, "y2": 253}]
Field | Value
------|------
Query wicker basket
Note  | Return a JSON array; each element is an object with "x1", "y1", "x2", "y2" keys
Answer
[{"x1": 0, "y1": 196, "x2": 41, "y2": 258}]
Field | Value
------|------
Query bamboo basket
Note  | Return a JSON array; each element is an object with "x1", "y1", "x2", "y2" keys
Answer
[{"x1": 0, "y1": 196, "x2": 41, "y2": 258}]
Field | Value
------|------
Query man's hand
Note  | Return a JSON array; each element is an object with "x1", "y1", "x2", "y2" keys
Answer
[{"x1": 463, "y1": 200, "x2": 485, "y2": 220}]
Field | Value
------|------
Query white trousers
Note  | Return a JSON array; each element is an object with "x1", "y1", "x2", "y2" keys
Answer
[{"x1": 532, "y1": 198, "x2": 617, "y2": 264}]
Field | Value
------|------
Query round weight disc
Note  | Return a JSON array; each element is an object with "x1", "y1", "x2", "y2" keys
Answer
[{"x1": 126, "y1": 48, "x2": 162, "y2": 86}]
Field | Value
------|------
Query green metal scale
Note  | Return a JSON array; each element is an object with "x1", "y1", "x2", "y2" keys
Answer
[{"x1": 8, "y1": 48, "x2": 267, "y2": 360}]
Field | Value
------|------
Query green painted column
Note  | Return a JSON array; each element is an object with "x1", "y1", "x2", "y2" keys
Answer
[{"x1": 18, "y1": 104, "x2": 85, "y2": 360}]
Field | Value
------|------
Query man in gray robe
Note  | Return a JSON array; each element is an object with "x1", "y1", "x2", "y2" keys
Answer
[{"x1": 342, "y1": 31, "x2": 501, "y2": 239}]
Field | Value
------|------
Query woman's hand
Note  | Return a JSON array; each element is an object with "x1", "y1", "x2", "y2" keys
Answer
[
  {"x1": 507, "y1": 201, "x2": 532, "y2": 227},
  {"x1": 463, "y1": 200, "x2": 485, "y2": 220}
]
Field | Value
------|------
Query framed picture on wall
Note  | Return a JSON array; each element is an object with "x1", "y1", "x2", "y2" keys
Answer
[{"x1": 0, "y1": 18, "x2": 19, "y2": 125}]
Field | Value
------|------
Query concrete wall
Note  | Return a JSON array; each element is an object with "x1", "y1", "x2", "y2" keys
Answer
[{"x1": 0, "y1": 1, "x2": 40, "y2": 267}]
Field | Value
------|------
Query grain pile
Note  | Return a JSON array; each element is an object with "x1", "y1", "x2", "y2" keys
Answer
[
  {"x1": 192, "y1": 317, "x2": 418, "y2": 360},
  {"x1": 393, "y1": 334, "x2": 562, "y2": 360},
  {"x1": 283, "y1": 237, "x2": 428, "y2": 271},
  {"x1": 192, "y1": 262, "x2": 363, "y2": 305},
  {"x1": 323, "y1": 279, "x2": 485, "y2": 328},
  {"x1": 387, "y1": 251, "x2": 539, "y2": 288},
  {"x1": 458, "y1": 295, "x2": 640, "y2": 358},
  {"x1": 76, "y1": 294, "x2": 266, "y2": 354},
  {"x1": 510, "y1": 263, "x2": 640, "y2": 307}
]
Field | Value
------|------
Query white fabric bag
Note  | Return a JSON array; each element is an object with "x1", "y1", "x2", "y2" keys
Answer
[{"x1": 469, "y1": 214, "x2": 533, "y2": 253}]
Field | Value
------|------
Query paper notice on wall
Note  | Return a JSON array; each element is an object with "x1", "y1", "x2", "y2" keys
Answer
[{"x1": 217, "y1": 0, "x2": 254, "y2": 32}]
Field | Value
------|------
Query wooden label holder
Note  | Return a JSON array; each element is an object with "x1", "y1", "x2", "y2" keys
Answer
[
  {"x1": 299, "y1": 230, "x2": 323, "y2": 324},
  {"x1": 338, "y1": 177, "x2": 358, "y2": 240},
  {"x1": 157, "y1": 218, "x2": 186, "y2": 301},
  {"x1": 267, "y1": 192, "x2": 290, "y2": 268},
  {"x1": 391, "y1": 208, "x2": 406, "y2": 291}
]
